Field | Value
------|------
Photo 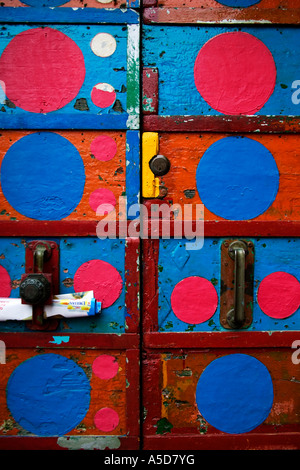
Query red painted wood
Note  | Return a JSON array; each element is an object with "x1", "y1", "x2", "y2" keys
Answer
[
  {"x1": 143, "y1": 0, "x2": 158, "y2": 6},
  {"x1": 125, "y1": 238, "x2": 140, "y2": 334},
  {"x1": 0, "y1": 220, "x2": 140, "y2": 237},
  {"x1": 143, "y1": 115, "x2": 300, "y2": 133},
  {"x1": 143, "y1": 219, "x2": 300, "y2": 237},
  {"x1": 143, "y1": 433, "x2": 300, "y2": 450},
  {"x1": 0, "y1": 218, "x2": 299, "y2": 237},
  {"x1": 143, "y1": 68, "x2": 159, "y2": 115},
  {"x1": 126, "y1": 349, "x2": 141, "y2": 438},
  {"x1": 143, "y1": 331, "x2": 300, "y2": 349},
  {"x1": 0, "y1": 436, "x2": 140, "y2": 451},
  {"x1": 143, "y1": 2, "x2": 300, "y2": 25},
  {"x1": 142, "y1": 239, "x2": 160, "y2": 333},
  {"x1": 0, "y1": 332, "x2": 140, "y2": 349}
]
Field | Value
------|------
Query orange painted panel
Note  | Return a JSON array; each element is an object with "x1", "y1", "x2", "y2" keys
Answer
[
  {"x1": 143, "y1": 349, "x2": 300, "y2": 436},
  {"x1": 156, "y1": 133, "x2": 300, "y2": 222},
  {"x1": 0, "y1": 130, "x2": 128, "y2": 222},
  {"x1": 0, "y1": 348, "x2": 128, "y2": 438}
]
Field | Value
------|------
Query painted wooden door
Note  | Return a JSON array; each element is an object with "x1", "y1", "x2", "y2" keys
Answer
[
  {"x1": 0, "y1": 0, "x2": 299, "y2": 452},
  {"x1": 141, "y1": 1, "x2": 300, "y2": 450},
  {"x1": 0, "y1": 1, "x2": 140, "y2": 450}
]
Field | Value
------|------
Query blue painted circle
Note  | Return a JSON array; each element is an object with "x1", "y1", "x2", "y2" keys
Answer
[
  {"x1": 196, "y1": 354, "x2": 274, "y2": 434},
  {"x1": 196, "y1": 136, "x2": 279, "y2": 220},
  {"x1": 216, "y1": 0, "x2": 261, "y2": 7},
  {"x1": 21, "y1": 0, "x2": 67, "y2": 6},
  {"x1": 6, "y1": 354, "x2": 91, "y2": 436},
  {"x1": 0, "y1": 132, "x2": 85, "y2": 221}
]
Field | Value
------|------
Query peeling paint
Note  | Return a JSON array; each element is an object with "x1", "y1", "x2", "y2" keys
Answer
[
  {"x1": 49, "y1": 336, "x2": 70, "y2": 345},
  {"x1": 57, "y1": 436, "x2": 121, "y2": 450}
]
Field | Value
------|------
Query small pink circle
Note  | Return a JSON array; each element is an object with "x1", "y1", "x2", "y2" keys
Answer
[
  {"x1": 0, "y1": 27, "x2": 85, "y2": 113},
  {"x1": 74, "y1": 259, "x2": 123, "y2": 308},
  {"x1": 92, "y1": 355, "x2": 119, "y2": 380},
  {"x1": 0, "y1": 265, "x2": 11, "y2": 297},
  {"x1": 91, "y1": 83, "x2": 116, "y2": 108},
  {"x1": 94, "y1": 407, "x2": 119, "y2": 432},
  {"x1": 89, "y1": 188, "x2": 116, "y2": 215},
  {"x1": 171, "y1": 276, "x2": 218, "y2": 324},
  {"x1": 257, "y1": 271, "x2": 300, "y2": 319},
  {"x1": 90, "y1": 135, "x2": 117, "y2": 162},
  {"x1": 194, "y1": 32, "x2": 276, "y2": 115}
]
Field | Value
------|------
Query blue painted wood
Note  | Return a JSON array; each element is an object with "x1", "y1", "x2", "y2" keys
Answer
[
  {"x1": 0, "y1": 114, "x2": 129, "y2": 130},
  {"x1": 0, "y1": 237, "x2": 127, "y2": 334},
  {"x1": 142, "y1": 25, "x2": 300, "y2": 117},
  {"x1": 157, "y1": 237, "x2": 300, "y2": 332},
  {"x1": 0, "y1": 24, "x2": 137, "y2": 129},
  {"x1": 126, "y1": 130, "x2": 140, "y2": 216},
  {"x1": 0, "y1": 7, "x2": 139, "y2": 24}
]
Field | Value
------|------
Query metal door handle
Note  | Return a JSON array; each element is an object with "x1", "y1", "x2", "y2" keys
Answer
[{"x1": 226, "y1": 240, "x2": 248, "y2": 329}]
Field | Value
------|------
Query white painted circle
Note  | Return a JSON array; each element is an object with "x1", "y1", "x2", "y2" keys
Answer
[
  {"x1": 91, "y1": 33, "x2": 117, "y2": 58},
  {"x1": 96, "y1": 0, "x2": 113, "y2": 3}
]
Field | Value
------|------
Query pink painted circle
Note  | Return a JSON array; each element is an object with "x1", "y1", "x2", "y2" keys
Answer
[
  {"x1": 92, "y1": 355, "x2": 119, "y2": 380},
  {"x1": 91, "y1": 83, "x2": 116, "y2": 108},
  {"x1": 0, "y1": 27, "x2": 85, "y2": 113},
  {"x1": 73, "y1": 259, "x2": 123, "y2": 308},
  {"x1": 171, "y1": 276, "x2": 218, "y2": 324},
  {"x1": 194, "y1": 32, "x2": 276, "y2": 115},
  {"x1": 90, "y1": 135, "x2": 117, "y2": 162},
  {"x1": 0, "y1": 265, "x2": 11, "y2": 297},
  {"x1": 94, "y1": 407, "x2": 119, "y2": 432},
  {"x1": 89, "y1": 188, "x2": 116, "y2": 215},
  {"x1": 257, "y1": 271, "x2": 300, "y2": 319}
]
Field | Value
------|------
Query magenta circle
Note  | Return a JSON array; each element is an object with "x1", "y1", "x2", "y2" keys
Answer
[
  {"x1": 74, "y1": 260, "x2": 123, "y2": 308},
  {"x1": 194, "y1": 32, "x2": 276, "y2": 115},
  {"x1": 94, "y1": 407, "x2": 119, "y2": 432},
  {"x1": 90, "y1": 135, "x2": 117, "y2": 162},
  {"x1": 0, "y1": 265, "x2": 11, "y2": 297},
  {"x1": 92, "y1": 355, "x2": 119, "y2": 380},
  {"x1": 171, "y1": 276, "x2": 218, "y2": 324},
  {"x1": 89, "y1": 188, "x2": 116, "y2": 215},
  {"x1": 257, "y1": 271, "x2": 300, "y2": 319},
  {"x1": 91, "y1": 84, "x2": 116, "y2": 108},
  {"x1": 0, "y1": 27, "x2": 85, "y2": 113}
]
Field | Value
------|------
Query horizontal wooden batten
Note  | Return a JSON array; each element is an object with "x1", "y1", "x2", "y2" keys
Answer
[
  {"x1": 143, "y1": 432, "x2": 300, "y2": 450},
  {"x1": 143, "y1": 7, "x2": 300, "y2": 25},
  {"x1": 0, "y1": 435, "x2": 140, "y2": 451},
  {"x1": 0, "y1": 7, "x2": 140, "y2": 24},
  {"x1": 0, "y1": 332, "x2": 140, "y2": 349},
  {"x1": 143, "y1": 331, "x2": 299, "y2": 349},
  {"x1": 0, "y1": 220, "x2": 140, "y2": 237},
  {"x1": 142, "y1": 220, "x2": 300, "y2": 237},
  {"x1": 1, "y1": 220, "x2": 299, "y2": 237},
  {"x1": 143, "y1": 115, "x2": 300, "y2": 133}
]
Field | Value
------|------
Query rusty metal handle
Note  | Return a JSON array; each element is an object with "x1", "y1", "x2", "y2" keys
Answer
[{"x1": 227, "y1": 240, "x2": 248, "y2": 329}]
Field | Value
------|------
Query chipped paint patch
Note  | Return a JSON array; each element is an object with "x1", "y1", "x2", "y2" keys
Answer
[
  {"x1": 49, "y1": 336, "x2": 70, "y2": 345},
  {"x1": 57, "y1": 435, "x2": 121, "y2": 450}
]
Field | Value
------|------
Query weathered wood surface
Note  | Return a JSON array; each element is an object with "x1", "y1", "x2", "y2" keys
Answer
[
  {"x1": 0, "y1": 346, "x2": 140, "y2": 449},
  {"x1": 0, "y1": 24, "x2": 139, "y2": 129}
]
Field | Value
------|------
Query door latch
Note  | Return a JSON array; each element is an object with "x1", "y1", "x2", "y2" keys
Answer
[
  {"x1": 142, "y1": 132, "x2": 170, "y2": 199},
  {"x1": 220, "y1": 239, "x2": 254, "y2": 329},
  {"x1": 20, "y1": 240, "x2": 59, "y2": 330}
]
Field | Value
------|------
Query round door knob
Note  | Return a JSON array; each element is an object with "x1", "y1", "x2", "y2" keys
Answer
[
  {"x1": 20, "y1": 274, "x2": 51, "y2": 305},
  {"x1": 149, "y1": 154, "x2": 170, "y2": 176}
]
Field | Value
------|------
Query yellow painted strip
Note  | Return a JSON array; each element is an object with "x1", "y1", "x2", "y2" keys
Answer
[
  {"x1": 142, "y1": 132, "x2": 160, "y2": 198},
  {"x1": 161, "y1": 354, "x2": 168, "y2": 419}
]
